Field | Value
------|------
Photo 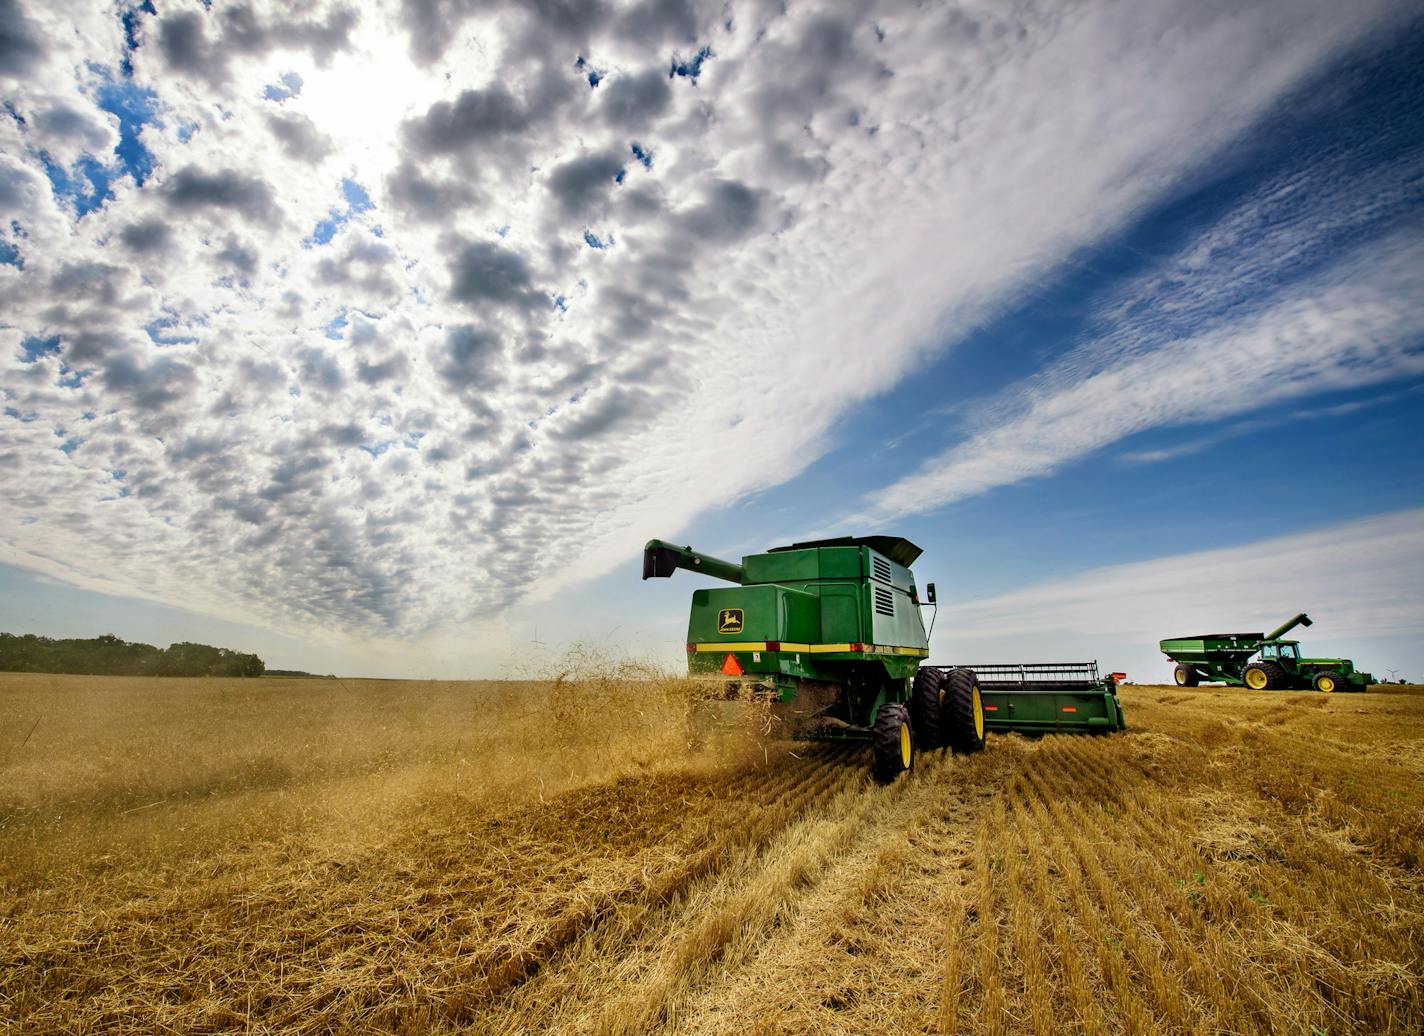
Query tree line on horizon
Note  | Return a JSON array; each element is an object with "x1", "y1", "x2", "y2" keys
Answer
[{"x1": 0, "y1": 633, "x2": 265, "y2": 678}]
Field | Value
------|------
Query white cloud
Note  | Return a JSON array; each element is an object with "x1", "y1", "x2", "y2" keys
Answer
[
  {"x1": 931, "y1": 507, "x2": 1424, "y2": 681},
  {"x1": 0, "y1": 0, "x2": 1417, "y2": 660},
  {"x1": 855, "y1": 232, "x2": 1424, "y2": 524},
  {"x1": 851, "y1": 140, "x2": 1424, "y2": 526}
]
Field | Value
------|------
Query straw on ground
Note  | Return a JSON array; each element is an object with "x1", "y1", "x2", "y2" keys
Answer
[{"x1": 1, "y1": 671, "x2": 1421, "y2": 1034}]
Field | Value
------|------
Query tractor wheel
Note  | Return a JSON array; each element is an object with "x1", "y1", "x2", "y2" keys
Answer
[
  {"x1": 872, "y1": 702, "x2": 914, "y2": 783},
  {"x1": 1173, "y1": 664, "x2": 1199, "y2": 687},
  {"x1": 910, "y1": 667, "x2": 947, "y2": 749},
  {"x1": 1243, "y1": 663, "x2": 1272, "y2": 690},
  {"x1": 1259, "y1": 660, "x2": 1289, "y2": 689},
  {"x1": 1313, "y1": 671, "x2": 1341, "y2": 693},
  {"x1": 944, "y1": 667, "x2": 987, "y2": 754}
]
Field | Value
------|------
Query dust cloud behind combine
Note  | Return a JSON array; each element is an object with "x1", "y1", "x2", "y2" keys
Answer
[{"x1": 1, "y1": 669, "x2": 1421, "y2": 1034}]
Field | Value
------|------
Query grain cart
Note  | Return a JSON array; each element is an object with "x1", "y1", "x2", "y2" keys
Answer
[
  {"x1": 642, "y1": 536, "x2": 986, "y2": 781},
  {"x1": 1160, "y1": 612, "x2": 1373, "y2": 692},
  {"x1": 928, "y1": 662, "x2": 1127, "y2": 734}
]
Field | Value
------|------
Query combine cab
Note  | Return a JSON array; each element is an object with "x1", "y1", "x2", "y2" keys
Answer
[
  {"x1": 644, "y1": 535, "x2": 985, "y2": 781},
  {"x1": 929, "y1": 662, "x2": 1127, "y2": 735},
  {"x1": 1159, "y1": 612, "x2": 1373, "y2": 692}
]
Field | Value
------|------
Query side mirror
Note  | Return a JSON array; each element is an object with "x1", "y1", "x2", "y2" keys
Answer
[{"x1": 925, "y1": 582, "x2": 937, "y2": 605}]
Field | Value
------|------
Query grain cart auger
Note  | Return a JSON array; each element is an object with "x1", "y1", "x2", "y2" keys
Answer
[
  {"x1": 642, "y1": 536, "x2": 987, "y2": 781},
  {"x1": 1160, "y1": 612, "x2": 1374, "y2": 692}
]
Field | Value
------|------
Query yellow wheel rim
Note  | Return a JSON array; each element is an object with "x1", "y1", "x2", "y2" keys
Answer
[
  {"x1": 1245, "y1": 668, "x2": 1268, "y2": 689},
  {"x1": 899, "y1": 721, "x2": 912, "y2": 768},
  {"x1": 1175, "y1": 669, "x2": 1188, "y2": 686},
  {"x1": 1319, "y1": 675, "x2": 1336, "y2": 692},
  {"x1": 972, "y1": 686, "x2": 985, "y2": 740}
]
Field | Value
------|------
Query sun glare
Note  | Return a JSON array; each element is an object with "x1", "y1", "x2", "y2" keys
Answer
[{"x1": 295, "y1": 33, "x2": 434, "y2": 180}]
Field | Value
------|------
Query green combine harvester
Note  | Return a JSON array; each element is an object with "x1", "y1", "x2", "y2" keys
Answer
[
  {"x1": 1159, "y1": 612, "x2": 1373, "y2": 692},
  {"x1": 644, "y1": 535, "x2": 1125, "y2": 780}
]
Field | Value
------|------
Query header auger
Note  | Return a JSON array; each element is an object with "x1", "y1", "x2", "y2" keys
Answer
[{"x1": 1160, "y1": 612, "x2": 1373, "y2": 692}]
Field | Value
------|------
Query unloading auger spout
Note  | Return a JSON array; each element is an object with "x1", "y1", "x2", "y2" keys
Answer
[
  {"x1": 642, "y1": 539, "x2": 748, "y2": 585},
  {"x1": 1264, "y1": 612, "x2": 1313, "y2": 641}
]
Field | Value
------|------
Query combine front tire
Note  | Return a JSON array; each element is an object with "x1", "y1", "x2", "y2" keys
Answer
[
  {"x1": 944, "y1": 668, "x2": 987, "y2": 754},
  {"x1": 1174, "y1": 664, "x2": 1199, "y2": 687},
  {"x1": 1313, "y1": 671, "x2": 1340, "y2": 693},
  {"x1": 872, "y1": 703, "x2": 914, "y2": 783},
  {"x1": 910, "y1": 667, "x2": 947, "y2": 749}
]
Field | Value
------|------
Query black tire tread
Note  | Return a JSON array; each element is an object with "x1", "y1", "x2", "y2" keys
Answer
[
  {"x1": 1243, "y1": 661, "x2": 1285, "y2": 690},
  {"x1": 1313, "y1": 670, "x2": 1342, "y2": 693},
  {"x1": 872, "y1": 703, "x2": 913, "y2": 783},
  {"x1": 1174, "y1": 664, "x2": 1199, "y2": 687},
  {"x1": 910, "y1": 668, "x2": 946, "y2": 749},
  {"x1": 944, "y1": 667, "x2": 986, "y2": 754},
  {"x1": 1259, "y1": 660, "x2": 1288, "y2": 689}
]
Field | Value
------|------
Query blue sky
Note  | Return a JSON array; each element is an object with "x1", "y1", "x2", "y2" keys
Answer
[{"x1": 1, "y1": 1, "x2": 1421, "y2": 680}]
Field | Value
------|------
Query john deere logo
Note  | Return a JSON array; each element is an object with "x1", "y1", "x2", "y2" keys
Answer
[{"x1": 717, "y1": 609, "x2": 744, "y2": 634}]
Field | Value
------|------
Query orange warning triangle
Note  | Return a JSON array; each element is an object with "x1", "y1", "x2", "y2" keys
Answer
[{"x1": 720, "y1": 652, "x2": 743, "y2": 676}]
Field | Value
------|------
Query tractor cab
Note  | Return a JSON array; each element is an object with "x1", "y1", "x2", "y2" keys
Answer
[{"x1": 1259, "y1": 641, "x2": 1300, "y2": 668}]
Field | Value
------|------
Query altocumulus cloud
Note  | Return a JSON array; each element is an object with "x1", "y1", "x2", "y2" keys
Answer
[{"x1": 0, "y1": 0, "x2": 1420, "y2": 645}]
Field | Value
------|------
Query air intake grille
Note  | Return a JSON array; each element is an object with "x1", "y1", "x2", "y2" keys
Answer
[
  {"x1": 873, "y1": 586, "x2": 894, "y2": 616},
  {"x1": 872, "y1": 556, "x2": 892, "y2": 582}
]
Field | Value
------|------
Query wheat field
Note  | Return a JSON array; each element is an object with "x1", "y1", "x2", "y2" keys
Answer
[{"x1": 1, "y1": 669, "x2": 1421, "y2": 1034}]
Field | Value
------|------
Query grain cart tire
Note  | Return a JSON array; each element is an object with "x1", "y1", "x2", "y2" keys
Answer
[
  {"x1": 1313, "y1": 671, "x2": 1341, "y2": 693},
  {"x1": 910, "y1": 667, "x2": 948, "y2": 749},
  {"x1": 944, "y1": 667, "x2": 987, "y2": 755},
  {"x1": 1174, "y1": 664, "x2": 1199, "y2": 687},
  {"x1": 872, "y1": 702, "x2": 914, "y2": 783}
]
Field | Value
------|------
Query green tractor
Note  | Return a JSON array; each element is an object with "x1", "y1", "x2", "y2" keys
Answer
[
  {"x1": 1159, "y1": 612, "x2": 1373, "y2": 692},
  {"x1": 643, "y1": 535, "x2": 984, "y2": 781}
]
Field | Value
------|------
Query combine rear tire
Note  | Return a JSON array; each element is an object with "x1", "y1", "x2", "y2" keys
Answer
[
  {"x1": 872, "y1": 703, "x2": 914, "y2": 783},
  {"x1": 910, "y1": 667, "x2": 947, "y2": 749},
  {"x1": 1174, "y1": 664, "x2": 1199, "y2": 687},
  {"x1": 944, "y1": 667, "x2": 987, "y2": 754},
  {"x1": 1313, "y1": 671, "x2": 1341, "y2": 693}
]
